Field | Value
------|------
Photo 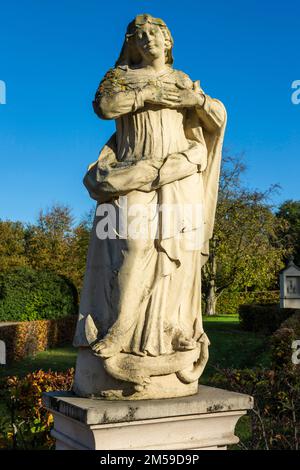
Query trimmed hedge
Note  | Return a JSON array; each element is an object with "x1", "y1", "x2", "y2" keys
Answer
[
  {"x1": 216, "y1": 290, "x2": 279, "y2": 315},
  {"x1": 0, "y1": 315, "x2": 77, "y2": 362},
  {"x1": 239, "y1": 303, "x2": 296, "y2": 335},
  {"x1": 0, "y1": 267, "x2": 78, "y2": 322}
]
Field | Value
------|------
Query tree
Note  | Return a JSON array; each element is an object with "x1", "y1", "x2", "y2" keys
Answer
[
  {"x1": 0, "y1": 221, "x2": 27, "y2": 271},
  {"x1": 25, "y1": 204, "x2": 75, "y2": 282},
  {"x1": 68, "y1": 208, "x2": 94, "y2": 290},
  {"x1": 276, "y1": 200, "x2": 300, "y2": 266},
  {"x1": 24, "y1": 204, "x2": 94, "y2": 291},
  {"x1": 202, "y1": 154, "x2": 289, "y2": 316}
]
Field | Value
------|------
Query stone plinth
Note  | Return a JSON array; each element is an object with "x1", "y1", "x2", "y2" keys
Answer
[{"x1": 43, "y1": 386, "x2": 253, "y2": 450}]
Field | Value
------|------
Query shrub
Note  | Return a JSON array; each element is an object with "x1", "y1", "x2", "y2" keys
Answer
[
  {"x1": 0, "y1": 267, "x2": 78, "y2": 322},
  {"x1": 238, "y1": 304, "x2": 295, "y2": 334},
  {"x1": 0, "y1": 369, "x2": 74, "y2": 449},
  {"x1": 270, "y1": 311, "x2": 300, "y2": 370},
  {"x1": 216, "y1": 290, "x2": 279, "y2": 315},
  {"x1": 210, "y1": 366, "x2": 300, "y2": 450},
  {"x1": 0, "y1": 315, "x2": 77, "y2": 362},
  {"x1": 280, "y1": 310, "x2": 300, "y2": 336}
]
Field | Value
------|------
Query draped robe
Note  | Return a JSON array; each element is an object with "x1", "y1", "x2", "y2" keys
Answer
[{"x1": 73, "y1": 65, "x2": 226, "y2": 383}]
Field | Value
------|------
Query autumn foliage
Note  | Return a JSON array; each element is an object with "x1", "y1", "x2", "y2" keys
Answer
[{"x1": 0, "y1": 369, "x2": 74, "y2": 449}]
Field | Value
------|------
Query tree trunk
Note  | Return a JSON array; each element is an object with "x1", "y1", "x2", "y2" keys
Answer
[
  {"x1": 205, "y1": 237, "x2": 218, "y2": 316},
  {"x1": 205, "y1": 280, "x2": 217, "y2": 316}
]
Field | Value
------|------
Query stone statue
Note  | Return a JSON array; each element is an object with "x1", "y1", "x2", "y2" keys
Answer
[{"x1": 73, "y1": 13, "x2": 226, "y2": 400}]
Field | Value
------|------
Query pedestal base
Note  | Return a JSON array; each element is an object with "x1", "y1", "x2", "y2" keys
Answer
[{"x1": 43, "y1": 386, "x2": 253, "y2": 450}]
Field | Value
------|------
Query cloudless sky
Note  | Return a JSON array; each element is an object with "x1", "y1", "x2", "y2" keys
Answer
[{"x1": 0, "y1": 0, "x2": 299, "y2": 224}]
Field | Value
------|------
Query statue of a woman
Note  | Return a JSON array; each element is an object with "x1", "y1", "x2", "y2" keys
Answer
[{"x1": 73, "y1": 14, "x2": 226, "y2": 400}]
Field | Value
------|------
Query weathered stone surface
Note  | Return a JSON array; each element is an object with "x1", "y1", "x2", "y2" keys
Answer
[
  {"x1": 44, "y1": 385, "x2": 253, "y2": 425},
  {"x1": 43, "y1": 386, "x2": 253, "y2": 450},
  {"x1": 73, "y1": 346, "x2": 198, "y2": 400}
]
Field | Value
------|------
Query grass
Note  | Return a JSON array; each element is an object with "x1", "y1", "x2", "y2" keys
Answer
[
  {"x1": 0, "y1": 346, "x2": 77, "y2": 379},
  {"x1": 202, "y1": 314, "x2": 270, "y2": 383},
  {"x1": 203, "y1": 314, "x2": 240, "y2": 323}
]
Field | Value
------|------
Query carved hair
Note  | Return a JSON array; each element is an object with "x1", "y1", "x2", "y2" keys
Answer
[{"x1": 115, "y1": 14, "x2": 174, "y2": 67}]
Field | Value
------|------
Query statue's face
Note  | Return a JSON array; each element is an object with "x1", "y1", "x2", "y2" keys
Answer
[{"x1": 133, "y1": 22, "x2": 166, "y2": 63}]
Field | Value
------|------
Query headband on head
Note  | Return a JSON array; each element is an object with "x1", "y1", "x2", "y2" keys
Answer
[{"x1": 115, "y1": 14, "x2": 174, "y2": 67}]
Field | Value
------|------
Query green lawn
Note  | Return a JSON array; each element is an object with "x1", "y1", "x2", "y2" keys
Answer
[
  {"x1": 202, "y1": 314, "x2": 270, "y2": 383},
  {"x1": 0, "y1": 346, "x2": 77, "y2": 379},
  {"x1": 203, "y1": 314, "x2": 240, "y2": 323}
]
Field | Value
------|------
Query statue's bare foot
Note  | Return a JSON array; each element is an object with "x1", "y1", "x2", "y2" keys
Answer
[
  {"x1": 92, "y1": 338, "x2": 122, "y2": 358},
  {"x1": 134, "y1": 377, "x2": 151, "y2": 392}
]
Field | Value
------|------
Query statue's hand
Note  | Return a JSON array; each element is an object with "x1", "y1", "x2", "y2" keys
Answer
[
  {"x1": 142, "y1": 84, "x2": 181, "y2": 108},
  {"x1": 176, "y1": 88, "x2": 205, "y2": 108},
  {"x1": 142, "y1": 82, "x2": 205, "y2": 109}
]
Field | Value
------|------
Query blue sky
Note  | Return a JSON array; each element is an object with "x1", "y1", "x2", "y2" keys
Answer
[{"x1": 0, "y1": 0, "x2": 299, "y2": 223}]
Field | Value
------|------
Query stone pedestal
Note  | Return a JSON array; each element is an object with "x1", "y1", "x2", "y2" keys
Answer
[{"x1": 43, "y1": 386, "x2": 253, "y2": 450}]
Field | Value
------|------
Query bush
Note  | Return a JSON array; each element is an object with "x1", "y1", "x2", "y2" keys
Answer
[
  {"x1": 270, "y1": 311, "x2": 300, "y2": 370},
  {"x1": 0, "y1": 315, "x2": 77, "y2": 362},
  {"x1": 0, "y1": 369, "x2": 74, "y2": 449},
  {"x1": 216, "y1": 291, "x2": 279, "y2": 315},
  {"x1": 0, "y1": 267, "x2": 78, "y2": 322},
  {"x1": 238, "y1": 304, "x2": 295, "y2": 334},
  {"x1": 210, "y1": 366, "x2": 300, "y2": 450},
  {"x1": 279, "y1": 310, "x2": 300, "y2": 336}
]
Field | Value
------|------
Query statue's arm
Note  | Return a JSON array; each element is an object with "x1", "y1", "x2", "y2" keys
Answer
[
  {"x1": 84, "y1": 157, "x2": 161, "y2": 201},
  {"x1": 138, "y1": 152, "x2": 201, "y2": 192},
  {"x1": 195, "y1": 95, "x2": 226, "y2": 132},
  {"x1": 93, "y1": 89, "x2": 142, "y2": 120},
  {"x1": 174, "y1": 76, "x2": 226, "y2": 132},
  {"x1": 92, "y1": 68, "x2": 150, "y2": 120},
  {"x1": 156, "y1": 153, "x2": 200, "y2": 186},
  {"x1": 93, "y1": 75, "x2": 181, "y2": 120}
]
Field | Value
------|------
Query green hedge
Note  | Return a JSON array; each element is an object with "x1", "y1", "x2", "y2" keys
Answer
[
  {"x1": 239, "y1": 303, "x2": 295, "y2": 335},
  {"x1": 0, "y1": 267, "x2": 78, "y2": 322},
  {"x1": 216, "y1": 291, "x2": 279, "y2": 315},
  {"x1": 0, "y1": 315, "x2": 77, "y2": 362}
]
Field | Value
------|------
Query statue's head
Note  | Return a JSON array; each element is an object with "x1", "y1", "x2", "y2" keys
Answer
[{"x1": 116, "y1": 14, "x2": 174, "y2": 67}]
